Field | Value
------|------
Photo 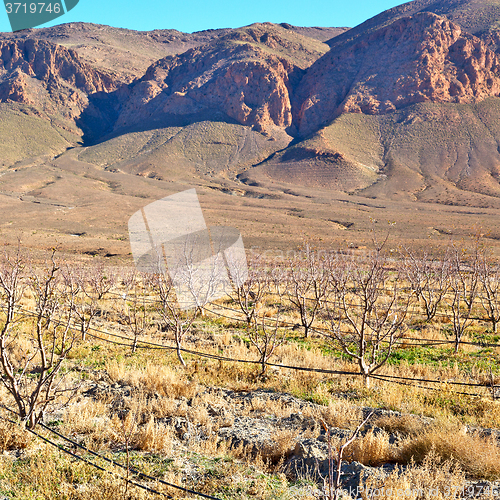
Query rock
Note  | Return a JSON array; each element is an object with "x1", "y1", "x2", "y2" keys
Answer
[
  {"x1": 116, "y1": 44, "x2": 294, "y2": 136},
  {"x1": 286, "y1": 438, "x2": 392, "y2": 489},
  {"x1": 114, "y1": 24, "x2": 328, "y2": 137},
  {"x1": 295, "y1": 12, "x2": 500, "y2": 136},
  {"x1": 82, "y1": 382, "x2": 133, "y2": 400},
  {"x1": 361, "y1": 406, "x2": 434, "y2": 429},
  {"x1": 157, "y1": 416, "x2": 192, "y2": 440},
  {"x1": 466, "y1": 426, "x2": 500, "y2": 444},
  {"x1": 0, "y1": 38, "x2": 122, "y2": 140},
  {"x1": 0, "y1": 39, "x2": 116, "y2": 95},
  {"x1": 340, "y1": 461, "x2": 388, "y2": 492},
  {"x1": 293, "y1": 438, "x2": 329, "y2": 464},
  {"x1": 218, "y1": 415, "x2": 279, "y2": 453}
]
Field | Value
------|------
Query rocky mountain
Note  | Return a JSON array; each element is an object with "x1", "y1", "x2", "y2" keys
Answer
[
  {"x1": 294, "y1": 12, "x2": 500, "y2": 136},
  {"x1": 326, "y1": 0, "x2": 500, "y2": 50},
  {"x1": 257, "y1": 4, "x2": 500, "y2": 203},
  {"x1": 0, "y1": 23, "x2": 234, "y2": 82},
  {"x1": 0, "y1": 36, "x2": 127, "y2": 148},
  {"x1": 0, "y1": 38, "x2": 117, "y2": 99},
  {"x1": 278, "y1": 23, "x2": 349, "y2": 42},
  {"x1": 115, "y1": 23, "x2": 329, "y2": 136},
  {"x1": 1, "y1": 1, "x2": 500, "y2": 256}
]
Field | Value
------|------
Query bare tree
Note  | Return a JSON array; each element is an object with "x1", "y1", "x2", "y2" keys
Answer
[
  {"x1": 248, "y1": 308, "x2": 287, "y2": 376},
  {"x1": 326, "y1": 249, "x2": 412, "y2": 388},
  {"x1": 228, "y1": 256, "x2": 267, "y2": 326},
  {"x1": 401, "y1": 246, "x2": 451, "y2": 322},
  {"x1": 168, "y1": 233, "x2": 229, "y2": 316},
  {"x1": 269, "y1": 260, "x2": 290, "y2": 304},
  {"x1": 120, "y1": 270, "x2": 153, "y2": 353},
  {"x1": 287, "y1": 247, "x2": 329, "y2": 338},
  {"x1": 153, "y1": 273, "x2": 198, "y2": 367},
  {"x1": 0, "y1": 249, "x2": 78, "y2": 428},
  {"x1": 73, "y1": 261, "x2": 115, "y2": 341},
  {"x1": 478, "y1": 252, "x2": 500, "y2": 334},
  {"x1": 447, "y1": 243, "x2": 480, "y2": 354},
  {"x1": 151, "y1": 230, "x2": 235, "y2": 366},
  {"x1": 0, "y1": 249, "x2": 27, "y2": 420}
]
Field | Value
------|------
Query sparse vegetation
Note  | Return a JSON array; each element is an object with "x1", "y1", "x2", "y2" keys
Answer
[{"x1": 0, "y1": 238, "x2": 498, "y2": 498}]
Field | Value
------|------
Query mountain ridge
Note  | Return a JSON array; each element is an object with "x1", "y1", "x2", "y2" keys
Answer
[
  {"x1": 0, "y1": 4, "x2": 500, "y2": 256},
  {"x1": 295, "y1": 12, "x2": 500, "y2": 136},
  {"x1": 326, "y1": 0, "x2": 500, "y2": 50}
]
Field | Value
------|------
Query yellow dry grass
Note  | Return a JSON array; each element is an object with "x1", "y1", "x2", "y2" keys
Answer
[
  {"x1": 362, "y1": 451, "x2": 466, "y2": 500},
  {"x1": 396, "y1": 423, "x2": 500, "y2": 480}
]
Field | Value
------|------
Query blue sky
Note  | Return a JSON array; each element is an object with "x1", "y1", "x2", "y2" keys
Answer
[{"x1": 1, "y1": 0, "x2": 407, "y2": 33}]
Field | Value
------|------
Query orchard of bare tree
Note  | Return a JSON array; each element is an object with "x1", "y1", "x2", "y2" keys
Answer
[{"x1": 0, "y1": 235, "x2": 498, "y2": 499}]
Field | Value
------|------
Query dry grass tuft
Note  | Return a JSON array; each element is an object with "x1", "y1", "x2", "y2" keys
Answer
[
  {"x1": 318, "y1": 399, "x2": 362, "y2": 429},
  {"x1": 0, "y1": 419, "x2": 33, "y2": 451},
  {"x1": 187, "y1": 403, "x2": 210, "y2": 426},
  {"x1": 133, "y1": 417, "x2": 175, "y2": 453},
  {"x1": 63, "y1": 400, "x2": 110, "y2": 435},
  {"x1": 259, "y1": 428, "x2": 301, "y2": 464},
  {"x1": 68, "y1": 478, "x2": 151, "y2": 500},
  {"x1": 106, "y1": 361, "x2": 198, "y2": 399},
  {"x1": 396, "y1": 423, "x2": 500, "y2": 480},
  {"x1": 362, "y1": 450, "x2": 466, "y2": 500},
  {"x1": 373, "y1": 414, "x2": 425, "y2": 437},
  {"x1": 346, "y1": 429, "x2": 393, "y2": 467}
]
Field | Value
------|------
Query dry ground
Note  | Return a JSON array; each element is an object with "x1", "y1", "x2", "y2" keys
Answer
[
  {"x1": 1, "y1": 273, "x2": 500, "y2": 499},
  {"x1": 1, "y1": 143, "x2": 499, "y2": 261}
]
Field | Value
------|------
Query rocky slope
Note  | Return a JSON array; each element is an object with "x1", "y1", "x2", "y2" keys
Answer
[
  {"x1": 0, "y1": 22, "x2": 333, "y2": 143},
  {"x1": 278, "y1": 23, "x2": 349, "y2": 42},
  {"x1": 70, "y1": 380, "x2": 500, "y2": 494},
  {"x1": 0, "y1": 38, "x2": 122, "y2": 140},
  {"x1": 294, "y1": 12, "x2": 500, "y2": 136},
  {"x1": 3, "y1": 2, "x2": 500, "y2": 206},
  {"x1": 326, "y1": 0, "x2": 500, "y2": 51},
  {"x1": 115, "y1": 23, "x2": 330, "y2": 136},
  {"x1": 0, "y1": 23, "x2": 234, "y2": 81},
  {"x1": 0, "y1": 38, "x2": 117, "y2": 94}
]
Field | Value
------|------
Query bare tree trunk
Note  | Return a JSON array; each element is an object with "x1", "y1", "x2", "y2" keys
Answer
[
  {"x1": 248, "y1": 309, "x2": 286, "y2": 378},
  {"x1": 478, "y1": 251, "x2": 500, "y2": 334},
  {"x1": 401, "y1": 246, "x2": 451, "y2": 322},
  {"x1": 175, "y1": 327, "x2": 187, "y2": 367},
  {"x1": 287, "y1": 247, "x2": 329, "y2": 339},
  {"x1": 448, "y1": 243, "x2": 480, "y2": 354}
]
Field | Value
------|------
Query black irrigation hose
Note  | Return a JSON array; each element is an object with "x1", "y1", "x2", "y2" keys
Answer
[
  {"x1": 0, "y1": 405, "x2": 222, "y2": 500},
  {"x1": 287, "y1": 289, "x2": 500, "y2": 325},
  {"x1": 1, "y1": 306, "x2": 496, "y2": 398},
  {"x1": 107, "y1": 274, "x2": 500, "y2": 321},
  {"x1": 12, "y1": 305, "x2": 499, "y2": 390},
  {"x1": 363, "y1": 371, "x2": 493, "y2": 388},
  {"x1": 368, "y1": 374, "x2": 485, "y2": 398},
  {"x1": 103, "y1": 296, "x2": 500, "y2": 351},
  {"x1": 0, "y1": 305, "x2": 369, "y2": 376},
  {"x1": 152, "y1": 340, "x2": 494, "y2": 396},
  {"x1": 387, "y1": 336, "x2": 500, "y2": 349},
  {"x1": 5, "y1": 304, "x2": 363, "y2": 374},
  {"x1": 109, "y1": 287, "x2": 497, "y2": 327},
  {"x1": 9, "y1": 304, "x2": 178, "y2": 351},
  {"x1": 203, "y1": 302, "x2": 500, "y2": 349},
  {"x1": 38, "y1": 423, "x2": 222, "y2": 500},
  {"x1": 95, "y1": 289, "x2": 500, "y2": 349},
  {"x1": 0, "y1": 412, "x2": 174, "y2": 498}
]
